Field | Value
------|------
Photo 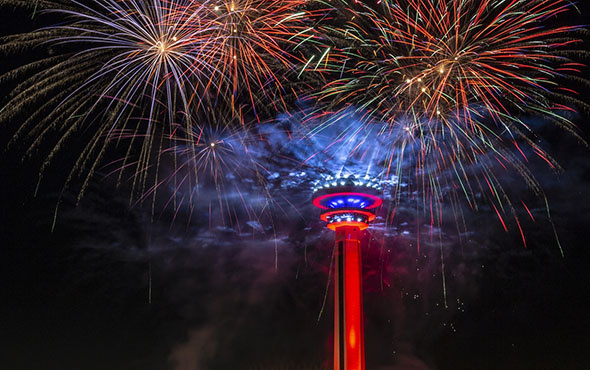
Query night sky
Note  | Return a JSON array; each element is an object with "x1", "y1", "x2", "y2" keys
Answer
[{"x1": 2, "y1": 2, "x2": 590, "y2": 370}]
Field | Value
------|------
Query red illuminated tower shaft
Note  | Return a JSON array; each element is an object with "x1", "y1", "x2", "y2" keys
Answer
[
  {"x1": 312, "y1": 177, "x2": 382, "y2": 370},
  {"x1": 334, "y1": 226, "x2": 365, "y2": 370}
]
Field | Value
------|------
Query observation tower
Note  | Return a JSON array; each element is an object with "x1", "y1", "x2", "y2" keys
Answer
[{"x1": 312, "y1": 175, "x2": 382, "y2": 370}]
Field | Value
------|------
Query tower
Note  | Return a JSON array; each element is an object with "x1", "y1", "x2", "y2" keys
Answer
[{"x1": 312, "y1": 176, "x2": 382, "y2": 370}]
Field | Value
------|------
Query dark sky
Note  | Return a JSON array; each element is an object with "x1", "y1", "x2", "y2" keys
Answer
[{"x1": 1, "y1": 2, "x2": 590, "y2": 370}]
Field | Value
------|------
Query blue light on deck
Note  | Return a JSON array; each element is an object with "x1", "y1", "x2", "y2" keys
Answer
[{"x1": 325, "y1": 197, "x2": 368, "y2": 208}]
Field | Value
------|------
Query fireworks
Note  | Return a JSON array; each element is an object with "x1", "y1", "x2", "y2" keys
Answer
[
  {"x1": 300, "y1": 0, "x2": 588, "y2": 248},
  {"x1": 0, "y1": 0, "x2": 587, "y2": 241}
]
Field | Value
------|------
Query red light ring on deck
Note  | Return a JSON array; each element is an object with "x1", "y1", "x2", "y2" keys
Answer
[{"x1": 313, "y1": 192, "x2": 382, "y2": 210}]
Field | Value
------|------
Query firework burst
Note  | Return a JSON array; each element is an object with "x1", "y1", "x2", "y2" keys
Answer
[
  {"x1": 314, "y1": 0, "x2": 589, "y2": 125},
  {"x1": 107, "y1": 107, "x2": 281, "y2": 232},
  {"x1": 0, "y1": 0, "x2": 219, "y2": 202},
  {"x1": 178, "y1": 0, "x2": 322, "y2": 119},
  {"x1": 300, "y1": 0, "x2": 589, "y2": 249}
]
